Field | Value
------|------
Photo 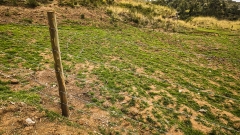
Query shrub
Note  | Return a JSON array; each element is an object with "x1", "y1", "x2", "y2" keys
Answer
[
  {"x1": 27, "y1": 0, "x2": 39, "y2": 8},
  {"x1": 106, "y1": 0, "x2": 114, "y2": 5},
  {"x1": 106, "y1": 9, "x2": 113, "y2": 15},
  {"x1": 0, "y1": 0, "x2": 4, "y2": 4},
  {"x1": 80, "y1": 14, "x2": 85, "y2": 19},
  {"x1": 79, "y1": 0, "x2": 104, "y2": 7},
  {"x1": 12, "y1": 0, "x2": 17, "y2": 5},
  {"x1": 22, "y1": 18, "x2": 33, "y2": 24},
  {"x1": 128, "y1": 98, "x2": 136, "y2": 107}
]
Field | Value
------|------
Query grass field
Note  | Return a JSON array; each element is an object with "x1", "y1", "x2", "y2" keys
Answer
[{"x1": 0, "y1": 23, "x2": 240, "y2": 134}]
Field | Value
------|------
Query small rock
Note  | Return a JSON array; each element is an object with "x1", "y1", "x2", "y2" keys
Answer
[
  {"x1": 10, "y1": 101, "x2": 15, "y2": 105},
  {"x1": 20, "y1": 102, "x2": 26, "y2": 107},
  {"x1": 120, "y1": 101, "x2": 127, "y2": 104},
  {"x1": 26, "y1": 118, "x2": 35, "y2": 125},
  {"x1": 199, "y1": 109, "x2": 207, "y2": 113},
  {"x1": 10, "y1": 79, "x2": 19, "y2": 84}
]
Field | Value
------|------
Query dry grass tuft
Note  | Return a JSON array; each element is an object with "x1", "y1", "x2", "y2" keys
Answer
[
  {"x1": 118, "y1": 0, "x2": 176, "y2": 17},
  {"x1": 190, "y1": 17, "x2": 240, "y2": 30},
  {"x1": 110, "y1": 0, "x2": 240, "y2": 31}
]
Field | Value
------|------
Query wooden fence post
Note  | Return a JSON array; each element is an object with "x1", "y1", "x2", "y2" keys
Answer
[{"x1": 47, "y1": 11, "x2": 69, "y2": 117}]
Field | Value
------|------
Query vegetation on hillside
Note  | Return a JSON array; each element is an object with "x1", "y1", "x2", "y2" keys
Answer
[
  {"x1": 151, "y1": 0, "x2": 240, "y2": 20},
  {"x1": 105, "y1": 0, "x2": 240, "y2": 31},
  {"x1": 0, "y1": 0, "x2": 114, "y2": 7}
]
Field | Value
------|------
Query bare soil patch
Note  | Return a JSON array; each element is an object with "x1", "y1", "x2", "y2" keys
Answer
[
  {"x1": 0, "y1": 101, "x2": 86, "y2": 135},
  {"x1": 0, "y1": 1, "x2": 109, "y2": 26}
]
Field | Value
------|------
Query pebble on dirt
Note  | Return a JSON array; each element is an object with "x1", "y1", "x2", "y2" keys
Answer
[
  {"x1": 26, "y1": 118, "x2": 35, "y2": 125},
  {"x1": 10, "y1": 79, "x2": 19, "y2": 84}
]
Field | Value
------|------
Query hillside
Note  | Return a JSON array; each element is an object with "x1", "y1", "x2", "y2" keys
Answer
[
  {"x1": 0, "y1": 0, "x2": 240, "y2": 134},
  {"x1": 151, "y1": 0, "x2": 240, "y2": 20}
]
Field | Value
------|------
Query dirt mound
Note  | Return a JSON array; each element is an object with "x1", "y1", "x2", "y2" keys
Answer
[{"x1": 0, "y1": 2, "x2": 109, "y2": 26}]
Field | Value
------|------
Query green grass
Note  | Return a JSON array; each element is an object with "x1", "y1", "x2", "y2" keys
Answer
[
  {"x1": 0, "y1": 80, "x2": 41, "y2": 104},
  {"x1": 0, "y1": 24, "x2": 239, "y2": 134}
]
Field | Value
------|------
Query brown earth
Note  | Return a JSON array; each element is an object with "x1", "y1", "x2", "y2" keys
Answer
[
  {"x1": 0, "y1": 101, "x2": 87, "y2": 135},
  {"x1": 0, "y1": 1, "x2": 109, "y2": 26},
  {"x1": 0, "y1": 66, "x2": 137, "y2": 134}
]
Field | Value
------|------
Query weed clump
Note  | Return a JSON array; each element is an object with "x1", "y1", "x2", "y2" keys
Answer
[
  {"x1": 27, "y1": 0, "x2": 39, "y2": 8},
  {"x1": 80, "y1": 14, "x2": 85, "y2": 19}
]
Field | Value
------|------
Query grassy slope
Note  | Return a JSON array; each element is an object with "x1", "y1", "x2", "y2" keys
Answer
[
  {"x1": 0, "y1": 1, "x2": 240, "y2": 134},
  {"x1": 0, "y1": 22, "x2": 239, "y2": 134}
]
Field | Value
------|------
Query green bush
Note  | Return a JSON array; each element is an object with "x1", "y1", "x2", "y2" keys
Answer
[
  {"x1": 38, "y1": 0, "x2": 48, "y2": 3},
  {"x1": 22, "y1": 18, "x2": 33, "y2": 24},
  {"x1": 80, "y1": 14, "x2": 85, "y2": 19},
  {"x1": 79, "y1": 0, "x2": 104, "y2": 7},
  {"x1": 12, "y1": 0, "x2": 17, "y2": 5},
  {"x1": 27, "y1": 0, "x2": 39, "y2": 8},
  {"x1": 106, "y1": 9, "x2": 113, "y2": 15},
  {"x1": 0, "y1": 0, "x2": 4, "y2": 4},
  {"x1": 106, "y1": 0, "x2": 114, "y2": 5}
]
